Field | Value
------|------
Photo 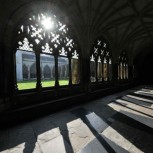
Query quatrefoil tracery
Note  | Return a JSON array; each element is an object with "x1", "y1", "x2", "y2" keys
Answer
[{"x1": 17, "y1": 13, "x2": 79, "y2": 57}]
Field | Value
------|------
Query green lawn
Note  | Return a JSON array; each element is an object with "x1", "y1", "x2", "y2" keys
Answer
[{"x1": 17, "y1": 80, "x2": 69, "y2": 90}]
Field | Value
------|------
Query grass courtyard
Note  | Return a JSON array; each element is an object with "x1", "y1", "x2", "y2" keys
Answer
[{"x1": 17, "y1": 80, "x2": 69, "y2": 90}]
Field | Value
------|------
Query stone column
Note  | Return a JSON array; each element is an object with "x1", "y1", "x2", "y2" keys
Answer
[
  {"x1": 107, "y1": 58, "x2": 109, "y2": 81},
  {"x1": 68, "y1": 57, "x2": 72, "y2": 86},
  {"x1": 54, "y1": 53, "x2": 59, "y2": 87},
  {"x1": 101, "y1": 57, "x2": 104, "y2": 81},
  {"x1": 36, "y1": 52, "x2": 42, "y2": 91}
]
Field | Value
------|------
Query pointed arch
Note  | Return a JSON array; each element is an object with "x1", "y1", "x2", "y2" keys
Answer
[
  {"x1": 15, "y1": 9, "x2": 81, "y2": 91},
  {"x1": 90, "y1": 36, "x2": 112, "y2": 83},
  {"x1": 23, "y1": 64, "x2": 28, "y2": 79},
  {"x1": 43, "y1": 65, "x2": 51, "y2": 79}
]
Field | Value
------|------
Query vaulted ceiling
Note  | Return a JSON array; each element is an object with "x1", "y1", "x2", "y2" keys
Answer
[{"x1": 0, "y1": 0, "x2": 153, "y2": 63}]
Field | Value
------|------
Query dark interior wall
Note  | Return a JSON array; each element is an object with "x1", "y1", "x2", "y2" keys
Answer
[
  {"x1": 0, "y1": 0, "x2": 139, "y2": 115},
  {"x1": 134, "y1": 45, "x2": 153, "y2": 84},
  {"x1": 0, "y1": 43, "x2": 4, "y2": 98}
]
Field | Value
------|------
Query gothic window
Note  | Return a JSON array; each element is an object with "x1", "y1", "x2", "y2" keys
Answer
[
  {"x1": 15, "y1": 12, "x2": 80, "y2": 91},
  {"x1": 16, "y1": 40, "x2": 37, "y2": 90},
  {"x1": 90, "y1": 37, "x2": 112, "y2": 83},
  {"x1": 40, "y1": 54, "x2": 55, "y2": 87},
  {"x1": 58, "y1": 57, "x2": 69, "y2": 86},
  {"x1": 118, "y1": 52, "x2": 128, "y2": 80}
]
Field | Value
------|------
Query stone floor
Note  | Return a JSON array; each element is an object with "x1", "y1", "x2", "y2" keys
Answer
[{"x1": 0, "y1": 86, "x2": 153, "y2": 153}]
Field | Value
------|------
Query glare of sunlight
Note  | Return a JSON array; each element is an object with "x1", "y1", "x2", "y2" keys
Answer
[{"x1": 42, "y1": 17, "x2": 54, "y2": 30}]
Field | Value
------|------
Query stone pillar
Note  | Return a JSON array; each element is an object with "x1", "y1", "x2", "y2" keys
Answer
[
  {"x1": 0, "y1": 43, "x2": 3, "y2": 98},
  {"x1": 16, "y1": 50, "x2": 23, "y2": 81},
  {"x1": 36, "y1": 52, "x2": 42, "y2": 91},
  {"x1": 55, "y1": 53, "x2": 59, "y2": 87},
  {"x1": 126, "y1": 64, "x2": 128, "y2": 79},
  {"x1": 107, "y1": 58, "x2": 109, "y2": 81},
  {"x1": 128, "y1": 65, "x2": 134, "y2": 79},
  {"x1": 68, "y1": 57, "x2": 72, "y2": 86},
  {"x1": 82, "y1": 57, "x2": 90, "y2": 93},
  {"x1": 109, "y1": 63, "x2": 112, "y2": 81},
  {"x1": 95, "y1": 58, "x2": 98, "y2": 83},
  {"x1": 121, "y1": 63, "x2": 123, "y2": 79},
  {"x1": 113, "y1": 63, "x2": 118, "y2": 80},
  {"x1": 101, "y1": 57, "x2": 104, "y2": 81},
  {"x1": 123, "y1": 63, "x2": 126, "y2": 79},
  {"x1": 118, "y1": 64, "x2": 120, "y2": 80}
]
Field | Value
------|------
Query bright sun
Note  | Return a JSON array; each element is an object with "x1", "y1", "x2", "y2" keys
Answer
[{"x1": 42, "y1": 17, "x2": 54, "y2": 30}]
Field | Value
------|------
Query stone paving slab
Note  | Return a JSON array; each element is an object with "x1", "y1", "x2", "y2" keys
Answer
[
  {"x1": 31, "y1": 119, "x2": 59, "y2": 144},
  {"x1": 102, "y1": 125, "x2": 143, "y2": 153},
  {"x1": 141, "y1": 88, "x2": 153, "y2": 94},
  {"x1": 85, "y1": 112, "x2": 109, "y2": 133},
  {"x1": 122, "y1": 95, "x2": 153, "y2": 108},
  {"x1": 115, "y1": 99, "x2": 153, "y2": 117},
  {"x1": 140, "y1": 89, "x2": 153, "y2": 95},
  {"x1": 39, "y1": 134, "x2": 67, "y2": 153},
  {"x1": 1, "y1": 86, "x2": 153, "y2": 153},
  {"x1": 108, "y1": 102, "x2": 153, "y2": 128},
  {"x1": 67, "y1": 118, "x2": 95, "y2": 153},
  {"x1": 126, "y1": 94, "x2": 153, "y2": 104},
  {"x1": 135, "y1": 91, "x2": 153, "y2": 98},
  {"x1": 77, "y1": 138, "x2": 108, "y2": 153},
  {"x1": 2, "y1": 124, "x2": 41, "y2": 153}
]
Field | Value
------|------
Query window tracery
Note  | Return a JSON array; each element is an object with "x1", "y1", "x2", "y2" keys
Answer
[
  {"x1": 118, "y1": 52, "x2": 128, "y2": 80},
  {"x1": 90, "y1": 37, "x2": 112, "y2": 83},
  {"x1": 15, "y1": 12, "x2": 80, "y2": 90}
]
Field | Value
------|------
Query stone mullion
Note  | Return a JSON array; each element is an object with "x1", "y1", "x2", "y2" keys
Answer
[
  {"x1": 14, "y1": 51, "x2": 18, "y2": 92},
  {"x1": 107, "y1": 57, "x2": 110, "y2": 81},
  {"x1": 123, "y1": 63, "x2": 125, "y2": 79},
  {"x1": 118, "y1": 63, "x2": 120, "y2": 80},
  {"x1": 120, "y1": 62, "x2": 123, "y2": 80},
  {"x1": 95, "y1": 57, "x2": 98, "y2": 83},
  {"x1": 68, "y1": 55, "x2": 72, "y2": 86},
  {"x1": 123, "y1": 62, "x2": 125, "y2": 79},
  {"x1": 101, "y1": 57, "x2": 104, "y2": 82},
  {"x1": 36, "y1": 51, "x2": 42, "y2": 91},
  {"x1": 125, "y1": 63, "x2": 126, "y2": 79},
  {"x1": 54, "y1": 52, "x2": 59, "y2": 88},
  {"x1": 126, "y1": 64, "x2": 128, "y2": 79},
  {"x1": 103, "y1": 57, "x2": 107, "y2": 81}
]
